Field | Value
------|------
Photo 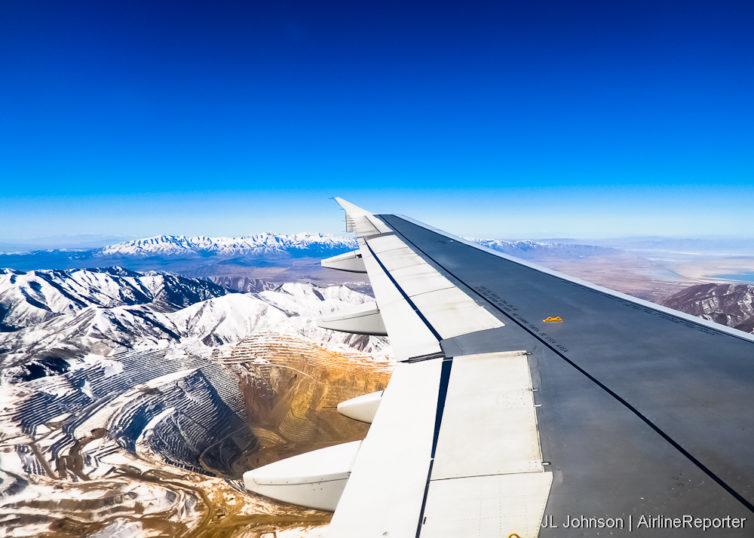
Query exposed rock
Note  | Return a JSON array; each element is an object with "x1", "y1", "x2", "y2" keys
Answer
[{"x1": 661, "y1": 283, "x2": 754, "y2": 333}]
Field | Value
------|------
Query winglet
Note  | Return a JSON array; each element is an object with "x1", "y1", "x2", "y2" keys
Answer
[{"x1": 333, "y1": 197, "x2": 390, "y2": 237}]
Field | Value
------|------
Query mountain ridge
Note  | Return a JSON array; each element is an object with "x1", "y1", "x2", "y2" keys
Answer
[
  {"x1": 0, "y1": 268, "x2": 389, "y2": 370},
  {"x1": 1, "y1": 233, "x2": 615, "y2": 259},
  {"x1": 0, "y1": 267, "x2": 229, "y2": 331},
  {"x1": 99, "y1": 232, "x2": 358, "y2": 257},
  {"x1": 661, "y1": 283, "x2": 754, "y2": 333}
]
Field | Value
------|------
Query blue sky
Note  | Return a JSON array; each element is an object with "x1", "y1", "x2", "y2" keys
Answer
[{"x1": 1, "y1": 1, "x2": 753, "y2": 244}]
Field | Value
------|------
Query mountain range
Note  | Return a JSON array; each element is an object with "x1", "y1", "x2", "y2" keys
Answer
[
  {"x1": 473, "y1": 238, "x2": 616, "y2": 259},
  {"x1": 0, "y1": 267, "x2": 228, "y2": 331},
  {"x1": 0, "y1": 267, "x2": 389, "y2": 374},
  {"x1": 0, "y1": 234, "x2": 365, "y2": 289},
  {"x1": 1, "y1": 233, "x2": 622, "y2": 261},
  {"x1": 0, "y1": 233, "x2": 617, "y2": 277},
  {"x1": 99, "y1": 232, "x2": 358, "y2": 256}
]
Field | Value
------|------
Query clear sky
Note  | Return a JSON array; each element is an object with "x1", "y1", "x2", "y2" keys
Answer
[{"x1": 1, "y1": 1, "x2": 753, "y2": 245}]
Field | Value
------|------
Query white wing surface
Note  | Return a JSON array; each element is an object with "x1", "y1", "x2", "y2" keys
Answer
[{"x1": 327, "y1": 198, "x2": 552, "y2": 538}]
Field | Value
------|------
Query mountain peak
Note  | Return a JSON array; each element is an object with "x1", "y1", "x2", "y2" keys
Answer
[{"x1": 99, "y1": 233, "x2": 357, "y2": 256}]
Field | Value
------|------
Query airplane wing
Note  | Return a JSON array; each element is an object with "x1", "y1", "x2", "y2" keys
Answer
[{"x1": 247, "y1": 198, "x2": 754, "y2": 537}]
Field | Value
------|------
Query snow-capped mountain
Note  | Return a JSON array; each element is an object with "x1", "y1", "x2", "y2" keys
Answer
[
  {"x1": 473, "y1": 239, "x2": 552, "y2": 251},
  {"x1": 0, "y1": 267, "x2": 228, "y2": 331},
  {"x1": 100, "y1": 233, "x2": 357, "y2": 256},
  {"x1": 472, "y1": 239, "x2": 615, "y2": 258},
  {"x1": 0, "y1": 269, "x2": 389, "y2": 370},
  {"x1": 0, "y1": 234, "x2": 618, "y2": 285},
  {"x1": 662, "y1": 283, "x2": 754, "y2": 333}
]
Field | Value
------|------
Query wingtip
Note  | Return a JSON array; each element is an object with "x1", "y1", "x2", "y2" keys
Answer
[
  {"x1": 331, "y1": 197, "x2": 384, "y2": 236},
  {"x1": 333, "y1": 197, "x2": 366, "y2": 214}
]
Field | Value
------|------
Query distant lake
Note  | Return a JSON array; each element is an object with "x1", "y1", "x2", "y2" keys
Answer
[{"x1": 714, "y1": 272, "x2": 754, "y2": 283}]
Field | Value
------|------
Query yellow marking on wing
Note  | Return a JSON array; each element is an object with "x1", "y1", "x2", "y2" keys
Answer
[{"x1": 543, "y1": 316, "x2": 563, "y2": 322}]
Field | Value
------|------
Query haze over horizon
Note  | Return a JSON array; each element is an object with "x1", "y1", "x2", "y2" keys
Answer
[
  {"x1": 2, "y1": 1, "x2": 753, "y2": 243},
  {"x1": 4, "y1": 230, "x2": 754, "y2": 256}
]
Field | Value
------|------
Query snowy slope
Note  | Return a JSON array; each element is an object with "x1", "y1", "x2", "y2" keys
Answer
[
  {"x1": 170, "y1": 284, "x2": 385, "y2": 353},
  {"x1": 170, "y1": 293, "x2": 288, "y2": 345},
  {"x1": 0, "y1": 275, "x2": 389, "y2": 368},
  {"x1": 0, "y1": 268, "x2": 228, "y2": 331}
]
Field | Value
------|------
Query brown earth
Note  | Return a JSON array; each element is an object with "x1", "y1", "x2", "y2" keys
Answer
[
  {"x1": 229, "y1": 334, "x2": 392, "y2": 470},
  {"x1": 1, "y1": 335, "x2": 392, "y2": 537}
]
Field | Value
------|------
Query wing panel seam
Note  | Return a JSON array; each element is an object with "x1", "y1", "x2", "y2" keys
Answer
[{"x1": 415, "y1": 357, "x2": 453, "y2": 538}]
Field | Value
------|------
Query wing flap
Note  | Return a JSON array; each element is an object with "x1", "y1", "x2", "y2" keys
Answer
[
  {"x1": 431, "y1": 351, "x2": 546, "y2": 479},
  {"x1": 421, "y1": 472, "x2": 553, "y2": 538},
  {"x1": 327, "y1": 360, "x2": 442, "y2": 537}
]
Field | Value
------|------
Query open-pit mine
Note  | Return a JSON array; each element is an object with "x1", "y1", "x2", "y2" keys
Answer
[{"x1": 0, "y1": 331, "x2": 391, "y2": 537}]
